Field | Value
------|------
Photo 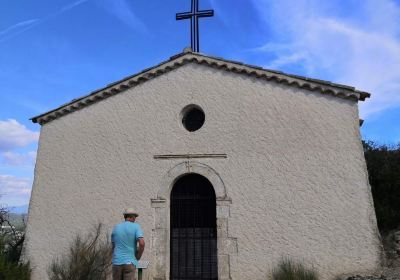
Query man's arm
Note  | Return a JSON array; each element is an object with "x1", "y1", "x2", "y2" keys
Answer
[{"x1": 135, "y1": 238, "x2": 145, "y2": 260}]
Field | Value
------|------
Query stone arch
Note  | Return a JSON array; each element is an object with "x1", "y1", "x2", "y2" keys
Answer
[
  {"x1": 151, "y1": 161, "x2": 236, "y2": 280},
  {"x1": 156, "y1": 161, "x2": 228, "y2": 200}
]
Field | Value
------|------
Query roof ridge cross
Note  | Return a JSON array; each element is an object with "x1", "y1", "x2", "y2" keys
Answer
[{"x1": 176, "y1": 0, "x2": 214, "y2": 52}]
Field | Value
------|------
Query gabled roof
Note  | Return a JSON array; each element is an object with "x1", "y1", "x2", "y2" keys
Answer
[{"x1": 31, "y1": 49, "x2": 370, "y2": 125}]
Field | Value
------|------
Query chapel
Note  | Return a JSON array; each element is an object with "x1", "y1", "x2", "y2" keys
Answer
[{"x1": 24, "y1": 49, "x2": 382, "y2": 280}]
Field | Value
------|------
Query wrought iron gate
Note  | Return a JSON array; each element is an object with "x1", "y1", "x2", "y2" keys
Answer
[{"x1": 170, "y1": 174, "x2": 218, "y2": 280}]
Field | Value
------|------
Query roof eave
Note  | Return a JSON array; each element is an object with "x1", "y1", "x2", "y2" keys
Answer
[{"x1": 31, "y1": 51, "x2": 371, "y2": 125}]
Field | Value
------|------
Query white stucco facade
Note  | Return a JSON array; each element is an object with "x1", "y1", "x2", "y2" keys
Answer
[{"x1": 24, "y1": 53, "x2": 382, "y2": 280}]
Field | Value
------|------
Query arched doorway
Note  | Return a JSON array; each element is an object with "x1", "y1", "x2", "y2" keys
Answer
[{"x1": 170, "y1": 173, "x2": 218, "y2": 280}]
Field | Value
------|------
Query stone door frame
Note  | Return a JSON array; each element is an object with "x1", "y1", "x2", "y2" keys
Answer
[{"x1": 151, "y1": 161, "x2": 236, "y2": 280}]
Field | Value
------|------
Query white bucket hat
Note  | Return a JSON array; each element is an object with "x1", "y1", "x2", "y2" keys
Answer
[{"x1": 123, "y1": 208, "x2": 139, "y2": 217}]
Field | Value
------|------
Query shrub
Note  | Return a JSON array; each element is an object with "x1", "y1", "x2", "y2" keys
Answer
[
  {"x1": 271, "y1": 258, "x2": 319, "y2": 280},
  {"x1": 363, "y1": 141, "x2": 400, "y2": 232},
  {"x1": 0, "y1": 253, "x2": 30, "y2": 280},
  {"x1": 48, "y1": 223, "x2": 112, "y2": 280}
]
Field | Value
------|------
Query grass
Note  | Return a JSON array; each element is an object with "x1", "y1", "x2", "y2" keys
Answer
[{"x1": 271, "y1": 258, "x2": 319, "y2": 280}]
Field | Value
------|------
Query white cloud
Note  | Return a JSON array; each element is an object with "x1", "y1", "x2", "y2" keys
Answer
[
  {"x1": 97, "y1": 0, "x2": 147, "y2": 33},
  {"x1": 209, "y1": 0, "x2": 229, "y2": 27},
  {"x1": 265, "y1": 51, "x2": 308, "y2": 70},
  {"x1": 2, "y1": 151, "x2": 37, "y2": 166},
  {"x1": 0, "y1": 119, "x2": 39, "y2": 151},
  {"x1": 61, "y1": 0, "x2": 90, "y2": 13},
  {"x1": 0, "y1": 0, "x2": 90, "y2": 43},
  {"x1": 0, "y1": 175, "x2": 32, "y2": 206},
  {"x1": 0, "y1": 19, "x2": 39, "y2": 37},
  {"x1": 250, "y1": 0, "x2": 400, "y2": 118},
  {"x1": 0, "y1": 19, "x2": 40, "y2": 43}
]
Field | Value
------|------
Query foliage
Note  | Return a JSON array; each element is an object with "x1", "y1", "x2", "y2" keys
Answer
[
  {"x1": 271, "y1": 258, "x2": 319, "y2": 280},
  {"x1": 48, "y1": 223, "x2": 112, "y2": 280},
  {"x1": 0, "y1": 253, "x2": 31, "y2": 280},
  {"x1": 0, "y1": 204, "x2": 30, "y2": 280},
  {"x1": 363, "y1": 141, "x2": 400, "y2": 232}
]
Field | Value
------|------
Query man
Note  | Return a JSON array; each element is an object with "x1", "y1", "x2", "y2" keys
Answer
[{"x1": 111, "y1": 208, "x2": 145, "y2": 280}]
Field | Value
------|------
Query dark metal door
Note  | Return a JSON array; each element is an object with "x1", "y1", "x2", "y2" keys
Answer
[{"x1": 170, "y1": 174, "x2": 218, "y2": 280}]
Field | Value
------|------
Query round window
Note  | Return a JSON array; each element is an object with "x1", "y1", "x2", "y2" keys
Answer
[{"x1": 181, "y1": 105, "x2": 205, "y2": 132}]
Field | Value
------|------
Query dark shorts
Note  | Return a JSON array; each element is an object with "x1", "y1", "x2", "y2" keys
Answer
[{"x1": 112, "y1": 264, "x2": 136, "y2": 280}]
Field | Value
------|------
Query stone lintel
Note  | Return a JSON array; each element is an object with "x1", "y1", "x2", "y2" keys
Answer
[
  {"x1": 154, "y1": 154, "x2": 227, "y2": 159},
  {"x1": 216, "y1": 197, "x2": 232, "y2": 205},
  {"x1": 151, "y1": 198, "x2": 167, "y2": 208}
]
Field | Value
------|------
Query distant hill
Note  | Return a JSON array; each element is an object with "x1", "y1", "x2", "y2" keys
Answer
[
  {"x1": 8, "y1": 204, "x2": 29, "y2": 214},
  {"x1": 1, "y1": 213, "x2": 27, "y2": 230}
]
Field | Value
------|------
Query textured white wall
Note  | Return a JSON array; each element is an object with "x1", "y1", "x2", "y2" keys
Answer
[{"x1": 24, "y1": 63, "x2": 381, "y2": 280}]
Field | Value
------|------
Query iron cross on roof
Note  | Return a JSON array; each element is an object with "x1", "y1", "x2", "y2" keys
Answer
[{"x1": 176, "y1": 0, "x2": 214, "y2": 52}]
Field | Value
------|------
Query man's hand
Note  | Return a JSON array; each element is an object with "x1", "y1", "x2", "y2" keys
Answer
[{"x1": 136, "y1": 238, "x2": 145, "y2": 260}]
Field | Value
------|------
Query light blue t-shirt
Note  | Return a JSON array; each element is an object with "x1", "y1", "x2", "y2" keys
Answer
[{"x1": 111, "y1": 221, "x2": 144, "y2": 266}]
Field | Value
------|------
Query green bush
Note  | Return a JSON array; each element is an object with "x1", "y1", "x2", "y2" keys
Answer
[
  {"x1": 0, "y1": 253, "x2": 30, "y2": 280},
  {"x1": 48, "y1": 223, "x2": 112, "y2": 280},
  {"x1": 363, "y1": 141, "x2": 400, "y2": 232},
  {"x1": 271, "y1": 259, "x2": 319, "y2": 280}
]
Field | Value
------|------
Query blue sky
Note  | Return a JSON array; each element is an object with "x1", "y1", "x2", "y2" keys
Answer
[{"x1": 0, "y1": 0, "x2": 399, "y2": 207}]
